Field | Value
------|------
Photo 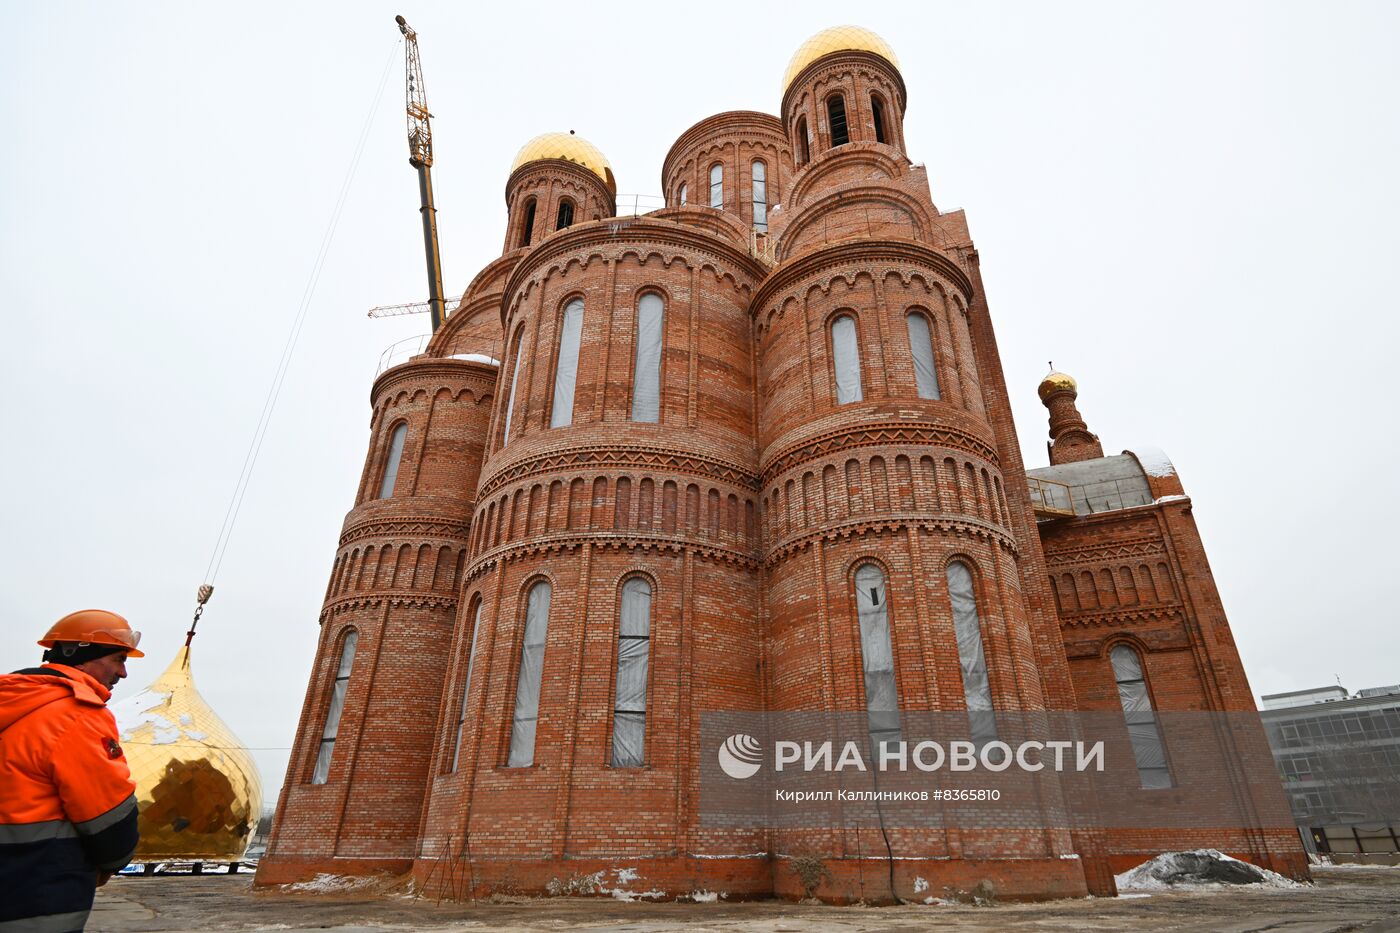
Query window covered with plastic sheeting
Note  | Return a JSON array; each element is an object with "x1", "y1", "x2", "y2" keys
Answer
[
  {"x1": 502, "y1": 331, "x2": 525, "y2": 444},
  {"x1": 678, "y1": 182, "x2": 687, "y2": 206},
  {"x1": 550, "y1": 299, "x2": 584, "y2": 428},
  {"x1": 830, "y1": 314, "x2": 863, "y2": 404},
  {"x1": 854, "y1": 564, "x2": 900, "y2": 751},
  {"x1": 631, "y1": 293, "x2": 664, "y2": 422},
  {"x1": 450, "y1": 601, "x2": 484, "y2": 772},
  {"x1": 946, "y1": 561, "x2": 997, "y2": 743},
  {"x1": 906, "y1": 311, "x2": 941, "y2": 400},
  {"x1": 751, "y1": 160, "x2": 767, "y2": 233},
  {"x1": 378, "y1": 423, "x2": 408, "y2": 499},
  {"x1": 1111, "y1": 645, "x2": 1172, "y2": 788},
  {"x1": 611, "y1": 577, "x2": 652, "y2": 767},
  {"x1": 312, "y1": 630, "x2": 358, "y2": 784},
  {"x1": 709, "y1": 163, "x2": 723, "y2": 209},
  {"x1": 508, "y1": 581, "x2": 552, "y2": 767}
]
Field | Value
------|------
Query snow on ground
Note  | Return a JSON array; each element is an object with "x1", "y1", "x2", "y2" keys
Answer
[{"x1": 1116, "y1": 849, "x2": 1305, "y2": 892}]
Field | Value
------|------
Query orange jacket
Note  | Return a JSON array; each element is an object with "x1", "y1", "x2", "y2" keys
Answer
[{"x1": 0, "y1": 663, "x2": 140, "y2": 929}]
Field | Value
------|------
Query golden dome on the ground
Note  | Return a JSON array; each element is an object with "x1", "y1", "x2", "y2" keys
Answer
[
  {"x1": 1038, "y1": 370, "x2": 1079, "y2": 402},
  {"x1": 510, "y1": 132, "x2": 613, "y2": 186},
  {"x1": 783, "y1": 26, "x2": 900, "y2": 91}
]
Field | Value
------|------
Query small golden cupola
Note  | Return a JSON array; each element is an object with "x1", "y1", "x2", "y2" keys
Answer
[
  {"x1": 782, "y1": 26, "x2": 907, "y2": 164},
  {"x1": 782, "y1": 25, "x2": 900, "y2": 91},
  {"x1": 1038, "y1": 369, "x2": 1079, "y2": 402},
  {"x1": 503, "y1": 131, "x2": 617, "y2": 253},
  {"x1": 1038, "y1": 365, "x2": 1104, "y2": 465}
]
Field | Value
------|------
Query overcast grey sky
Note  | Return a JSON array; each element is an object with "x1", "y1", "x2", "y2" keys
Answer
[{"x1": 3, "y1": 1, "x2": 1396, "y2": 799}]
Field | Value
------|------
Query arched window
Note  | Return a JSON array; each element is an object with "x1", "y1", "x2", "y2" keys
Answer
[
  {"x1": 555, "y1": 198, "x2": 574, "y2": 230},
  {"x1": 677, "y1": 182, "x2": 687, "y2": 206},
  {"x1": 631, "y1": 293, "x2": 664, "y2": 422},
  {"x1": 550, "y1": 299, "x2": 584, "y2": 428},
  {"x1": 906, "y1": 311, "x2": 941, "y2": 399},
  {"x1": 709, "y1": 163, "x2": 723, "y2": 209},
  {"x1": 519, "y1": 197, "x2": 536, "y2": 247},
  {"x1": 855, "y1": 564, "x2": 900, "y2": 750},
  {"x1": 1110, "y1": 645, "x2": 1172, "y2": 788},
  {"x1": 947, "y1": 561, "x2": 996, "y2": 742},
  {"x1": 871, "y1": 94, "x2": 887, "y2": 144},
  {"x1": 611, "y1": 577, "x2": 652, "y2": 767},
  {"x1": 378, "y1": 422, "x2": 408, "y2": 499},
  {"x1": 751, "y1": 160, "x2": 767, "y2": 233},
  {"x1": 311, "y1": 630, "x2": 358, "y2": 784},
  {"x1": 796, "y1": 116, "x2": 811, "y2": 164},
  {"x1": 502, "y1": 329, "x2": 525, "y2": 444},
  {"x1": 450, "y1": 602, "x2": 484, "y2": 771},
  {"x1": 830, "y1": 314, "x2": 863, "y2": 404},
  {"x1": 508, "y1": 581, "x2": 551, "y2": 767},
  {"x1": 827, "y1": 95, "x2": 849, "y2": 147}
]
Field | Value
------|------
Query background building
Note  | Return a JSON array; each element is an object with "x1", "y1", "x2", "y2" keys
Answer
[
  {"x1": 1262, "y1": 684, "x2": 1400, "y2": 862},
  {"x1": 255, "y1": 26, "x2": 1306, "y2": 901}
]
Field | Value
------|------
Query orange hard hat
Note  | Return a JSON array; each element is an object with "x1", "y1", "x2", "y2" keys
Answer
[{"x1": 38, "y1": 609, "x2": 145, "y2": 658}]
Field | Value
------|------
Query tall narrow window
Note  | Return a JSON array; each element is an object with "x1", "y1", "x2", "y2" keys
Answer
[
  {"x1": 830, "y1": 314, "x2": 863, "y2": 404},
  {"x1": 947, "y1": 561, "x2": 996, "y2": 742},
  {"x1": 508, "y1": 581, "x2": 552, "y2": 767},
  {"x1": 450, "y1": 602, "x2": 484, "y2": 771},
  {"x1": 827, "y1": 95, "x2": 849, "y2": 147},
  {"x1": 906, "y1": 312, "x2": 941, "y2": 399},
  {"x1": 1111, "y1": 645, "x2": 1172, "y2": 788},
  {"x1": 555, "y1": 199, "x2": 574, "y2": 230},
  {"x1": 871, "y1": 94, "x2": 887, "y2": 143},
  {"x1": 520, "y1": 198, "x2": 536, "y2": 247},
  {"x1": 502, "y1": 330, "x2": 524, "y2": 444},
  {"x1": 312, "y1": 631, "x2": 358, "y2": 784},
  {"x1": 751, "y1": 160, "x2": 767, "y2": 233},
  {"x1": 678, "y1": 182, "x2": 687, "y2": 206},
  {"x1": 709, "y1": 163, "x2": 723, "y2": 209},
  {"x1": 550, "y1": 299, "x2": 584, "y2": 428},
  {"x1": 631, "y1": 293, "x2": 664, "y2": 422},
  {"x1": 796, "y1": 116, "x2": 811, "y2": 164},
  {"x1": 611, "y1": 578, "x2": 652, "y2": 767},
  {"x1": 378, "y1": 423, "x2": 408, "y2": 499},
  {"x1": 855, "y1": 564, "x2": 900, "y2": 751}
]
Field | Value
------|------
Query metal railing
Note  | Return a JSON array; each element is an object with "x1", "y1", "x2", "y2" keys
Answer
[
  {"x1": 1027, "y1": 476, "x2": 1075, "y2": 518},
  {"x1": 613, "y1": 193, "x2": 667, "y2": 217},
  {"x1": 375, "y1": 333, "x2": 505, "y2": 379},
  {"x1": 376, "y1": 334, "x2": 431, "y2": 377}
]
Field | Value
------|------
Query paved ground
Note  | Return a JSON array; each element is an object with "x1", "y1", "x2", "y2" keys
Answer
[{"x1": 88, "y1": 866, "x2": 1400, "y2": 932}]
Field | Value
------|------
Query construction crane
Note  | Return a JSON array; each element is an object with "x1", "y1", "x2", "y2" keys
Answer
[
  {"x1": 395, "y1": 14, "x2": 447, "y2": 332},
  {"x1": 367, "y1": 293, "x2": 463, "y2": 318}
]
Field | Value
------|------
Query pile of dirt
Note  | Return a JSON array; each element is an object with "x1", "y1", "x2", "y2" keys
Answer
[{"x1": 1116, "y1": 849, "x2": 1305, "y2": 891}]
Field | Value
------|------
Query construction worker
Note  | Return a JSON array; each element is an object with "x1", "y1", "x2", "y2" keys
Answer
[{"x1": 1, "y1": 610, "x2": 144, "y2": 932}]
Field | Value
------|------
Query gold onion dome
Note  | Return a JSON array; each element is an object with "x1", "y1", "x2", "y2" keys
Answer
[
  {"x1": 510, "y1": 132, "x2": 614, "y2": 189},
  {"x1": 111, "y1": 645, "x2": 263, "y2": 862},
  {"x1": 783, "y1": 25, "x2": 901, "y2": 91},
  {"x1": 1038, "y1": 370, "x2": 1079, "y2": 402}
]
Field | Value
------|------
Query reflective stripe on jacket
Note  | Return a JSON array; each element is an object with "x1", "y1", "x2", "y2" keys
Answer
[{"x1": 0, "y1": 664, "x2": 139, "y2": 931}]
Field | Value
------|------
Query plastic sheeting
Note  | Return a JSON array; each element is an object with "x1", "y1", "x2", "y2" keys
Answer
[
  {"x1": 502, "y1": 335, "x2": 524, "y2": 443},
  {"x1": 906, "y1": 312, "x2": 941, "y2": 400},
  {"x1": 378, "y1": 423, "x2": 407, "y2": 499},
  {"x1": 1111, "y1": 645, "x2": 1171, "y2": 788},
  {"x1": 630, "y1": 295, "x2": 664, "y2": 423},
  {"x1": 312, "y1": 631, "x2": 357, "y2": 784},
  {"x1": 549, "y1": 300, "x2": 584, "y2": 428},
  {"x1": 947, "y1": 561, "x2": 997, "y2": 743},
  {"x1": 831, "y1": 315, "x2": 863, "y2": 404},
  {"x1": 752, "y1": 160, "x2": 767, "y2": 232},
  {"x1": 612, "y1": 578, "x2": 652, "y2": 767},
  {"x1": 855, "y1": 564, "x2": 901, "y2": 746},
  {"x1": 710, "y1": 164, "x2": 723, "y2": 209},
  {"x1": 508, "y1": 582, "x2": 552, "y2": 767},
  {"x1": 451, "y1": 603, "x2": 484, "y2": 772}
]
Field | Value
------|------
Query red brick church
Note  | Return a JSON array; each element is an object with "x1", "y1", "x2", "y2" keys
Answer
[{"x1": 256, "y1": 26, "x2": 1305, "y2": 901}]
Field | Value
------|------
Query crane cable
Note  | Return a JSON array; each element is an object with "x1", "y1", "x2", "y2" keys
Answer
[{"x1": 190, "y1": 37, "x2": 402, "y2": 633}]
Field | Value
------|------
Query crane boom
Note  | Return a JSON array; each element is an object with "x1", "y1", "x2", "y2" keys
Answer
[{"x1": 395, "y1": 15, "x2": 446, "y2": 332}]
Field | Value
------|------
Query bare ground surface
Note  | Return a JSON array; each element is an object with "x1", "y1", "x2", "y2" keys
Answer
[{"x1": 88, "y1": 866, "x2": 1400, "y2": 932}]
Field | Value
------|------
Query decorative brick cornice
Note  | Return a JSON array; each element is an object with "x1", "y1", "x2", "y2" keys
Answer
[
  {"x1": 781, "y1": 50, "x2": 908, "y2": 117},
  {"x1": 759, "y1": 422, "x2": 999, "y2": 485},
  {"x1": 751, "y1": 239, "x2": 973, "y2": 314},
  {"x1": 338, "y1": 518, "x2": 473, "y2": 550},
  {"x1": 1057, "y1": 606, "x2": 1184, "y2": 629},
  {"x1": 371, "y1": 356, "x2": 498, "y2": 404},
  {"x1": 1042, "y1": 538, "x2": 1167, "y2": 567},
  {"x1": 464, "y1": 532, "x2": 758, "y2": 583},
  {"x1": 763, "y1": 514, "x2": 1017, "y2": 567},
  {"x1": 320, "y1": 592, "x2": 460, "y2": 619},
  {"x1": 662, "y1": 110, "x2": 787, "y2": 184},
  {"x1": 476, "y1": 444, "x2": 758, "y2": 502}
]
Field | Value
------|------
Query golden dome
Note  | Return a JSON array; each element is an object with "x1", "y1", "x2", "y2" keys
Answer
[
  {"x1": 1038, "y1": 370, "x2": 1078, "y2": 402},
  {"x1": 112, "y1": 645, "x2": 263, "y2": 862},
  {"x1": 783, "y1": 26, "x2": 901, "y2": 91},
  {"x1": 510, "y1": 132, "x2": 613, "y2": 186}
]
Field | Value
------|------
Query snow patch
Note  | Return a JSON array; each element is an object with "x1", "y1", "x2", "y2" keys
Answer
[
  {"x1": 613, "y1": 867, "x2": 640, "y2": 885},
  {"x1": 913, "y1": 876, "x2": 929, "y2": 893},
  {"x1": 1154, "y1": 494, "x2": 1188, "y2": 504},
  {"x1": 688, "y1": 890, "x2": 724, "y2": 902},
  {"x1": 449, "y1": 353, "x2": 500, "y2": 366},
  {"x1": 282, "y1": 873, "x2": 380, "y2": 894},
  {"x1": 1132, "y1": 446, "x2": 1176, "y2": 478},
  {"x1": 1115, "y1": 849, "x2": 1305, "y2": 892}
]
